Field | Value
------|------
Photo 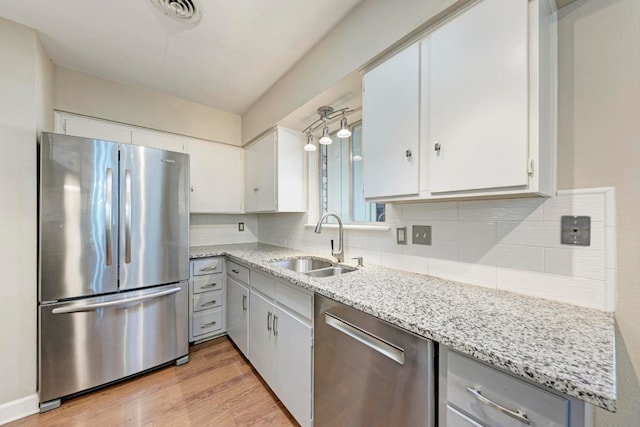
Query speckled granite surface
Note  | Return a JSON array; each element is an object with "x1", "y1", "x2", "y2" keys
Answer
[{"x1": 191, "y1": 243, "x2": 616, "y2": 411}]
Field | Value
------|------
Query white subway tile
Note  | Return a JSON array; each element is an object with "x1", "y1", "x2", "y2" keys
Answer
[
  {"x1": 604, "y1": 269, "x2": 617, "y2": 312},
  {"x1": 461, "y1": 243, "x2": 545, "y2": 272},
  {"x1": 496, "y1": 268, "x2": 607, "y2": 311},
  {"x1": 544, "y1": 248, "x2": 605, "y2": 280},
  {"x1": 401, "y1": 201, "x2": 458, "y2": 221},
  {"x1": 543, "y1": 191, "x2": 605, "y2": 221},
  {"x1": 605, "y1": 226, "x2": 617, "y2": 270},
  {"x1": 497, "y1": 220, "x2": 604, "y2": 250},
  {"x1": 378, "y1": 252, "x2": 429, "y2": 276},
  {"x1": 458, "y1": 198, "x2": 544, "y2": 221},
  {"x1": 402, "y1": 239, "x2": 459, "y2": 261},
  {"x1": 429, "y1": 259, "x2": 497, "y2": 289}
]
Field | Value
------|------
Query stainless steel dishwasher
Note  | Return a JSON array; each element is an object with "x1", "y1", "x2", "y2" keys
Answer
[{"x1": 314, "y1": 294, "x2": 435, "y2": 426}]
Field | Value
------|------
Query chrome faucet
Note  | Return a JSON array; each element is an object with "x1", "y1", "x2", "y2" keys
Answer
[{"x1": 314, "y1": 212, "x2": 344, "y2": 262}]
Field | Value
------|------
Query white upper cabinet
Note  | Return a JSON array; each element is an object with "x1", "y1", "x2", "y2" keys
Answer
[
  {"x1": 362, "y1": 0, "x2": 557, "y2": 202},
  {"x1": 188, "y1": 138, "x2": 244, "y2": 213},
  {"x1": 426, "y1": 0, "x2": 529, "y2": 193},
  {"x1": 55, "y1": 112, "x2": 131, "y2": 144},
  {"x1": 362, "y1": 42, "x2": 420, "y2": 199},
  {"x1": 244, "y1": 126, "x2": 306, "y2": 213},
  {"x1": 131, "y1": 128, "x2": 187, "y2": 152}
]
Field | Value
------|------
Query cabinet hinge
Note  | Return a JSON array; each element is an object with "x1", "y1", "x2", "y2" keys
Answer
[{"x1": 527, "y1": 158, "x2": 534, "y2": 177}]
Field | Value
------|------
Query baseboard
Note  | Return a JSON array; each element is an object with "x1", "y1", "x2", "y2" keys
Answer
[{"x1": 0, "y1": 393, "x2": 38, "y2": 425}]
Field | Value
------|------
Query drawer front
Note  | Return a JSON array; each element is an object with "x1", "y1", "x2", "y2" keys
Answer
[
  {"x1": 447, "y1": 351, "x2": 569, "y2": 427},
  {"x1": 447, "y1": 404, "x2": 483, "y2": 427},
  {"x1": 192, "y1": 258, "x2": 223, "y2": 276},
  {"x1": 192, "y1": 309, "x2": 223, "y2": 337},
  {"x1": 251, "y1": 270, "x2": 275, "y2": 298},
  {"x1": 227, "y1": 261, "x2": 249, "y2": 284},
  {"x1": 276, "y1": 280, "x2": 312, "y2": 320},
  {"x1": 193, "y1": 290, "x2": 223, "y2": 313},
  {"x1": 193, "y1": 273, "x2": 223, "y2": 294}
]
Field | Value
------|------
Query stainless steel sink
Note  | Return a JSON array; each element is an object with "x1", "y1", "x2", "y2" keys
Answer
[
  {"x1": 270, "y1": 257, "x2": 333, "y2": 273},
  {"x1": 270, "y1": 257, "x2": 356, "y2": 278},
  {"x1": 304, "y1": 266, "x2": 356, "y2": 278}
]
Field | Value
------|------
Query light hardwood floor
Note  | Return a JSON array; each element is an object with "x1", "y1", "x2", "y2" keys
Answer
[{"x1": 9, "y1": 337, "x2": 298, "y2": 426}]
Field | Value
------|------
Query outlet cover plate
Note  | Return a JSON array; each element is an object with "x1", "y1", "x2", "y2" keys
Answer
[
  {"x1": 238, "y1": 222, "x2": 244, "y2": 232},
  {"x1": 396, "y1": 227, "x2": 407, "y2": 245},
  {"x1": 412, "y1": 225, "x2": 432, "y2": 245},
  {"x1": 561, "y1": 216, "x2": 590, "y2": 246}
]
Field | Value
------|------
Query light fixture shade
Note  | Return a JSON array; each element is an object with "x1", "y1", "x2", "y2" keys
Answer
[
  {"x1": 337, "y1": 116, "x2": 351, "y2": 139},
  {"x1": 319, "y1": 126, "x2": 332, "y2": 145},
  {"x1": 304, "y1": 133, "x2": 317, "y2": 151}
]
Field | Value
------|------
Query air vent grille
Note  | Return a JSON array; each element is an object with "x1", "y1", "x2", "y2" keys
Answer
[{"x1": 150, "y1": 0, "x2": 202, "y2": 23}]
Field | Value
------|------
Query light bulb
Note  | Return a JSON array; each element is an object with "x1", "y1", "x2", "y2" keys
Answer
[
  {"x1": 337, "y1": 116, "x2": 351, "y2": 139},
  {"x1": 304, "y1": 133, "x2": 316, "y2": 151},
  {"x1": 319, "y1": 126, "x2": 332, "y2": 145}
]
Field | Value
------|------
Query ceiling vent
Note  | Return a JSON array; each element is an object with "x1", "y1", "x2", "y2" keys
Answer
[{"x1": 150, "y1": 0, "x2": 202, "y2": 23}]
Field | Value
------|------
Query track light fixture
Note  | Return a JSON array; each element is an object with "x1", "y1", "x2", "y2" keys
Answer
[{"x1": 302, "y1": 106, "x2": 355, "y2": 150}]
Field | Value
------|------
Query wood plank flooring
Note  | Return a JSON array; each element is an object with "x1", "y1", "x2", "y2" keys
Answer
[{"x1": 9, "y1": 337, "x2": 298, "y2": 427}]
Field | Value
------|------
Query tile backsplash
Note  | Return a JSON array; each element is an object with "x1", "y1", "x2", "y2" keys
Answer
[
  {"x1": 190, "y1": 214, "x2": 258, "y2": 246},
  {"x1": 257, "y1": 188, "x2": 616, "y2": 312}
]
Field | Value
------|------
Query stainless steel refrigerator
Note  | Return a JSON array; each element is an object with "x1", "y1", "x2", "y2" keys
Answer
[{"x1": 38, "y1": 132, "x2": 190, "y2": 411}]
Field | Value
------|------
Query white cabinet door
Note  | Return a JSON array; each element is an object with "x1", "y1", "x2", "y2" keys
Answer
[
  {"x1": 226, "y1": 276, "x2": 249, "y2": 357},
  {"x1": 131, "y1": 128, "x2": 187, "y2": 152},
  {"x1": 188, "y1": 138, "x2": 244, "y2": 213},
  {"x1": 426, "y1": 0, "x2": 529, "y2": 193},
  {"x1": 362, "y1": 42, "x2": 420, "y2": 198},
  {"x1": 244, "y1": 132, "x2": 276, "y2": 212},
  {"x1": 56, "y1": 113, "x2": 131, "y2": 144},
  {"x1": 273, "y1": 307, "x2": 312, "y2": 427},
  {"x1": 249, "y1": 290, "x2": 275, "y2": 385}
]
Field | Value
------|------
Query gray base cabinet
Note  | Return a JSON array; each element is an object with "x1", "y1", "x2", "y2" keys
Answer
[
  {"x1": 189, "y1": 257, "x2": 226, "y2": 342},
  {"x1": 439, "y1": 346, "x2": 587, "y2": 427}
]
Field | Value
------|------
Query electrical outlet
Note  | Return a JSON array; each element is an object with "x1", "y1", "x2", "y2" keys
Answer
[
  {"x1": 396, "y1": 227, "x2": 407, "y2": 245},
  {"x1": 561, "y1": 216, "x2": 590, "y2": 245},
  {"x1": 238, "y1": 222, "x2": 244, "y2": 232},
  {"x1": 412, "y1": 225, "x2": 432, "y2": 245}
]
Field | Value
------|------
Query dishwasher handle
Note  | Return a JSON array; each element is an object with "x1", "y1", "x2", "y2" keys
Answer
[{"x1": 324, "y1": 312, "x2": 405, "y2": 365}]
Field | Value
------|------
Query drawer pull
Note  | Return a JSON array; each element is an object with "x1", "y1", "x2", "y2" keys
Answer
[
  {"x1": 200, "y1": 300, "x2": 217, "y2": 307},
  {"x1": 231, "y1": 269, "x2": 240, "y2": 274},
  {"x1": 466, "y1": 387, "x2": 530, "y2": 425},
  {"x1": 242, "y1": 294, "x2": 247, "y2": 311},
  {"x1": 202, "y1": 283, "x2": 218, "y2": 288},
  {"x1": 267, "y1": 311, "x2": 272, "y2": 332},
  {"x1": 273, "y1": 315, "x2": 278, "y2": 336},
  {"x1": 199, "y1": 266, "x2": 218, "y2": 272},
  {"x1": 200, "y1": 321, "x2": 217, "y2": 329}
]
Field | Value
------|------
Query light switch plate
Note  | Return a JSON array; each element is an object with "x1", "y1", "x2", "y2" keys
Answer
[
  {"x1": 561, "y1": 216, "x2": 590, "y2": 246},
  {"x1": 412, "y1": 225, "x2": 432, "y2": 245}
]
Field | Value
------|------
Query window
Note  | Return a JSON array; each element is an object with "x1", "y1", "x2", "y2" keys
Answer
[{"x1": 320, "y1": 122, "x2": 385, "y2": 223}]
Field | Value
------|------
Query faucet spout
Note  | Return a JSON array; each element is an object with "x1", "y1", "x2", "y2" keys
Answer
[{"x1": 314, "y1": 212, "x2": 344, "y2": 262}]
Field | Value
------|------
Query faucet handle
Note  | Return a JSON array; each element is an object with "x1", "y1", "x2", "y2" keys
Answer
[{"x1": 352, "y1": 257, "x2": 364, "y2": 267}]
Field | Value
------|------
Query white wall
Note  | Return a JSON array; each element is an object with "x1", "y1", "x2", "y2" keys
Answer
[
  {"x1": 54, "y1": 66, "x2": 242, "y2": 146},
  {"x1": 556, "y1": 0, "x2": 640, "y2": 425},
  {"x1": 0, "y1": 17, "x2": 52, "y2": 423},
  {"x1": 241, "y1": 0, "x2": 461, "y2": 143}
]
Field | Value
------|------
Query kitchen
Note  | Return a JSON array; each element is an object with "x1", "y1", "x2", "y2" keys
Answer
[{"x1": 0, "y1": 0, "x2": 638, "y2": 426}]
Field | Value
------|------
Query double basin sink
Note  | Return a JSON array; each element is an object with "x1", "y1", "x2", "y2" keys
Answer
[{"x1": 270, "y1": 257, "x2": 356, "y2": 278}]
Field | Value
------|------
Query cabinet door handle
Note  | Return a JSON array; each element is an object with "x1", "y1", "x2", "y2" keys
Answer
[
  {"x1": 199, "y1": 266, "x2": 218, "y2": 272},
  {"x1": 231, "y1": 269, "x2": 240, "y2": 274},
  {"x1": 200, "y1": 321, "x2": 217, "y2": 329},
  {"x1": 434, "y1": 142, "x2": 441, "y2": 153},
  {"x1": 201, "y1": 283, "x2": 218, "y2": 289},
  {"x1": 273, "y1": 315, "x2": 278, "y2": 336},
  {"x1": 405, "y1": 149, "x2": 412, "y2": 158},
  {"x1": 253, "y1": 187, "x2": 260, "y2": 192},
  {"x1": 466, "y1": 387, "x2": 530, "y2": 425},
  {"x1": 200, "y1": 300, "x2": 217, "y2": 307},
  {"x1": 242, "y1": 294, "x2": 247, "y2": 311},
  {"x1": 267, "y1": 311, "x2": 272, "y2": 332}
]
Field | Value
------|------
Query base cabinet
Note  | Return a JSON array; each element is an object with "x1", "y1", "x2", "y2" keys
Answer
[
  {"x1": 226, "y1": 276, "x2": 249, "y2": 357},
  {"x1": 189, "y1": 257, "x2": 226, "y2": 342}
]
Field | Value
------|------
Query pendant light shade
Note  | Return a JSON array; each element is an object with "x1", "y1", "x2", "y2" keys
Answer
[
  {"x1": 319, "y1": 126, "x2": 332, "y2": 145},
  {"x1": 337, "y1": 114, "x2": 351, "y2": 139},
  {"x1": 304, "y1": 133, "x2": 317, "y2": 151}
]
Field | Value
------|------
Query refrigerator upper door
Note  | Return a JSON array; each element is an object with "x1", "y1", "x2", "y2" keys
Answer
[
  {"x1": 119, "y1": 144, "x2": 189, "y2": 290},
  {"x1": 39, "y1": 132, "x2": 119, "y2": 301}
]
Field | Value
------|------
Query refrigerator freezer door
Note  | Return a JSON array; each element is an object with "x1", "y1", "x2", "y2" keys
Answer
[
  {"x1": 39, "y1": 282, "x2": 189, "y2": 403},
  {"x1": 119, "y1": 144, "x2": 189, "y2": 290},
  {"x1": 39, "y1": 133, "x2": 119, "y2": 301}
]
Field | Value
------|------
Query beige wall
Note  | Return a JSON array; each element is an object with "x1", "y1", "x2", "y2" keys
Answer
[
  {"x1": 557, "y1": 0, "x2": 640, "y2": 425},
  {"x1": 241, "y1": 0, "x2": 461, "y2": 144},
  {"x1": 0, "y1": 17, "x2": 50, "y2": 414},
  {"x1": 54, "y1": 66, "x2": 242, "y2": 146}
]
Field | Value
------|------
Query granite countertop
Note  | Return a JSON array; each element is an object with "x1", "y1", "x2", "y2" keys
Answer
[{"x1": 190, "y1": 243, "x2": 616, "y2": 411}]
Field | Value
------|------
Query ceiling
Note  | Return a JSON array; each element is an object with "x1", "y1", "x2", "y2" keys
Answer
[{"x1": 0, "y1": 0, "x2": 362, "y2": 114}]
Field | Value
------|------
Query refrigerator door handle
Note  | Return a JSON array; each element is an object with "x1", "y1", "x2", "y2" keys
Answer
[
  {"x1": 105, "y1": 168, "x2": 113, "y2": 266},
  {"x1": 124, "y1": 169, "x2": 132, "y2": 264},
  {"x1": 51, "y1": 287, "x2": 182, "y2": 314}
]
